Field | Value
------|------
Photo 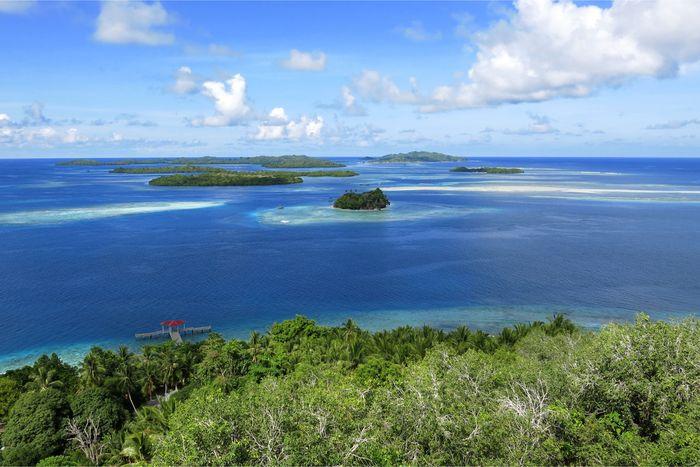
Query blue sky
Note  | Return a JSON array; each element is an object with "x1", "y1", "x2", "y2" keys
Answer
[{"x1": 1, "y1": 0, "x2": 699, "y2": 158}]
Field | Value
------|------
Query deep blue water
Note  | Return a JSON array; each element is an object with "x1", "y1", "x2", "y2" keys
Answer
[{"x1": 1, "y1": 157, "x2": 700, "y2": 371}]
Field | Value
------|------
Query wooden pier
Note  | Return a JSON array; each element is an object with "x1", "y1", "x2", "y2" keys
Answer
[{"x1": 135, "y1": 320, "x2": 211, "y2": 344}]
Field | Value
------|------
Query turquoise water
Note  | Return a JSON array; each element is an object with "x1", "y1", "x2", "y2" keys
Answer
[{"x1": 1, "y1": 157, "x2": 699, "y2": 371}]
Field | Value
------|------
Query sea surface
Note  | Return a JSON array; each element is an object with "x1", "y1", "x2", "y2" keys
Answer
[{"x1": 1, "y1": 157, "x2": 700, "y2": 371}]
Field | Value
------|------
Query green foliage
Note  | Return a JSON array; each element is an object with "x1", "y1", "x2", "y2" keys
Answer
[
  {"x1": 333, "y1": 188, "x2": 390, "y2": 210},
  {"x1": 0, "y1": 376, "x2": 20, "y2": 423},
  {"x1": 5, "y1": 313, "x2": 700, "y2": 465},
  {"x1": 1, "y1": 389, "x2": 71, "y2": 465},
  {"x1": 369, "y1": 151, "x2": 464, "y2": 163},
  {"x1": 451, "y1": 166, "x2": 524, "y2": 174},
  {"x1": 149, "y1": 172, "x2": 303, "y2": 186},
  {"x1": 70, "y1": 387, "x2": 125, "y2": 434},
  {"x1": 35, "y1": 453, "x2": 84, "y2": 466},
  {"x1": 147, "y1": 168, "x2": 357, "y2": 187},
  {"x1": 111, "y1": 165, "x2": 227, "y2": 174}
]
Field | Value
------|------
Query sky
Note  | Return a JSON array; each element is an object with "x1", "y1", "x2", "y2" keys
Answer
[{"x1": 1, "y1": 0, "x2": 700, "y2": 158}]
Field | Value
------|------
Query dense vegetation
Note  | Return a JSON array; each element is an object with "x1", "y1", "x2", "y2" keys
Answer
[
  {"x1": 451, "y1": 166, "x2": 525, "y2": 174},
  {"x1": 110, "y1": 166, "x2": 226, "y2": 174},
  {"x1": 148, "y1": 169, "x2": 357, "y2": 187},
  {"x1": 333, "y1": 188, "x2": 390, "y2": 210},
  {"x1": 1, "y1": 314, "x2": 698, "y2": 466},
  {"x1": 368, "y1": 151, "x2": 464, "y2": 163},
  {"x1": 149, "y1": 173, "x2": 303, "y2": 187},
  {"x1": 60, "y1": 155, "x2": 345, "y2": 169}
]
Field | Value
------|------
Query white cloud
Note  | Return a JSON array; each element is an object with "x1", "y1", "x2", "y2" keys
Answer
[
  {"x1": 281, "y1": 49, "x2": 327, "y2": 71},
  {"x1": 94, "y1": 1, "x2": 174, "y2": 46},
  {"x1": 0, "y1": 0, "x2": 35, "y2": 14},
  {"x1": 501, "y1": 113, "x2": 559, "y2": 135},
  {"x1": 23, "y1": 101, "x2": 48, "y2": 124},
  {"x1": 395, "y1": 21, "x2": 441, "y2": 42},
  {"x1": 352, "y1": 70, "x2": 420, "y2": 105},
  {"x1": 340, "y1": 86, "x2": 366, "y2": 116},
  {"x1": 0, "y1": 113, "x2": 10, "y2": 126},
  {"x1": 172, "y1": 66, "x2": 198, "y2": 94},
  {"x1": 326, "y1": 121, "x2": 385, "y2": 147},
  {"x1": 62, "y1": 128, "x2": 88, "y2": 144},
  {"x1": 422, "y1": 0, "x2": 700, "y2": 112},
  {"x1": 0, "y1": 124, "x2": 89, "y2": 147},
  {"x1": 254, "y1": 113, "x2": 324, "y2": 141},
  {"x1": 191, "y1": 74, "x2": 252, "y2": 127},
  {"x1": 268, "y1": 107, "x2": 288, "y2": 122}
]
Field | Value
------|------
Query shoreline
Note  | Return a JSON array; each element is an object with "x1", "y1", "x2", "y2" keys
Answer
[{"x1": 2, "y1": 304, "x2": 692, "y2": 374}]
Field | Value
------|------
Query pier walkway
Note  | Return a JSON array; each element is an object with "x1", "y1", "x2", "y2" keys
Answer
[{"x1": 135, "y1": 320, "x2": 211, "y2": 344}]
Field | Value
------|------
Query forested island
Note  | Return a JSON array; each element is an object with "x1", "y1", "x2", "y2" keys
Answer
[
  {"x1": 60, "y1": 155, "x2": 345, "y2": 169},
  {"x1": 451, "y1": 166, "x2": 525, "y2": 174},
  {"x1": 148, "y1": 169, "x2": 357, "y2": 187},
  {"x1": 0, "y1": 314, "x2": 698, "y2": 466},
  {"x1": 333, "y1": 188, "x2": 390, "y2": 210},
  {"x1": 368, "y1": 151, "x2": 464, "y2": 163},
  {"x1": 111, "y1": 166, "x2": 226, "y2": 174},
  {"x1": 149, "y1": 173, "x2": 303, "y2": 186}
]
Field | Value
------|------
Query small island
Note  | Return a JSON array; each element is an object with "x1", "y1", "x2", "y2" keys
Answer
[
  {"x1": 451, "y1": 166, "x2": 524, "y2": 174},
  {"x1": 60, "y1": 155, "x2": 345, "y2": 169},
  {"x1": 148, "y1": 169, "x2": 358, "y2": 187},
  {"x1": 333, "y1": 188, "x2": 390, "y2": 210},
  {"x1": 149, "y1": 172, "x2": 303, "y2": 186},
  {"x1": 368, "y1": 151, "x2": 464, "y2": 163}
]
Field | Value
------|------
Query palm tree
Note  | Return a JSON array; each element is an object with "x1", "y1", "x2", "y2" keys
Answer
[
  {"x1": 121, "y1": 431, "x2": 150, "y2": 463},
  {"x1": 344, "y1": 338, "x2": 367, "y2": 369},
  {"x1": 158, "y1": 345, "x2": 179, "y2": 396},
  {"x1": 110, "y1": 345, "x2": 140, "y2": 413},
  {"x1": 80, "y1": 352, "x2": 103, "y2": 387},
  {"x1": 140, "y1": 360, "x2": 158, "y2": 401},
  {"x1": 26, "y1": 366, "x2": 63, "y2": 391},
  {"x1": 115, "y1": 362, "x2": 138, "y2": 413},
  {"x1": 247, "y1": 331, "x2": 265, "y2": 363}
]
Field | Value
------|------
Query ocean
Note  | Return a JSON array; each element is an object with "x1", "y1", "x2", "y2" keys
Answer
[{"x1": 1, "y1": 157, "x2": 699, "y2": 371}]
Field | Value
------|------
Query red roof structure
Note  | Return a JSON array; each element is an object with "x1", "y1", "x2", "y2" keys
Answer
[{"x1": 161, "y1": 319, "x2": 185, "y2": 327}]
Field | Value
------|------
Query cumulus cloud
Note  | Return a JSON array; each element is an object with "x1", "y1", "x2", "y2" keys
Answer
[
  {"x1": 254, "y1": 110, "x2": 324, "y2": 141},
  {"x1": 0, "y1": 122, "x2": 89, "y2": 147},
  {"x1": 340, "y1": 86, "x2": 366, "y2": 116},
  {"x1": 172, "y1": 66, "x2": 198, "y2": 95},
  {"x1": 268, "y1": 107, "x2": 288, "y2": 122},
  {"x1": 0, "y1": 0, "x2": 35, "y2": 14},
  {"x1": 353, "y1": 70, "x2": 420, "y2": 105},
  {"x1": 646, "y1": 119, "x2": 700, "y2": 130},
  {"x1": 94, "y1": 1, "x2": 174, "y2": 46},
  {"x1": 23, "y1": 101, "x2": 49, "y2": 124},
  {"x1": 281, "y1": 49, "x2": 327, "y2": 71},
  {"x1": 191, "y1": 74, "x2": 252, "y2": 127},
  {"x1": 501, "y1": 113, "x2": 559, "y2": 135},
  {"x1": 420, "y1": 0, "x2": 700, "y2": 112},
  {"x1": 395, "y1": 21, "x2": 441, "y2": 42}
]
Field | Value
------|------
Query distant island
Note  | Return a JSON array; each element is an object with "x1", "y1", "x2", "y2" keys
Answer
[
  {"x1": 148, "y1": 169, "x2": 357, "y2": 187},
  {"x1": 60, "y1": 155, "x2": 345, "y2": 169},
  {"x1": 113, "y1": 166, "x2": 357, "y2": 177},
  {"x1": 111, "y1": 165, "x2": 226, "y2": 174},
  {"x1": 149, "y1": 173, "x2": 302, "y2": 187},
  {"x1": 368, "y1": 151, "x2": 464, "y2": 163},
  {"x1": 451, "y1": 166, "x2": 524, "y2": 174},
  {"x1": 333, "y1": 188, "x2": 390, "y2": 210}
]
